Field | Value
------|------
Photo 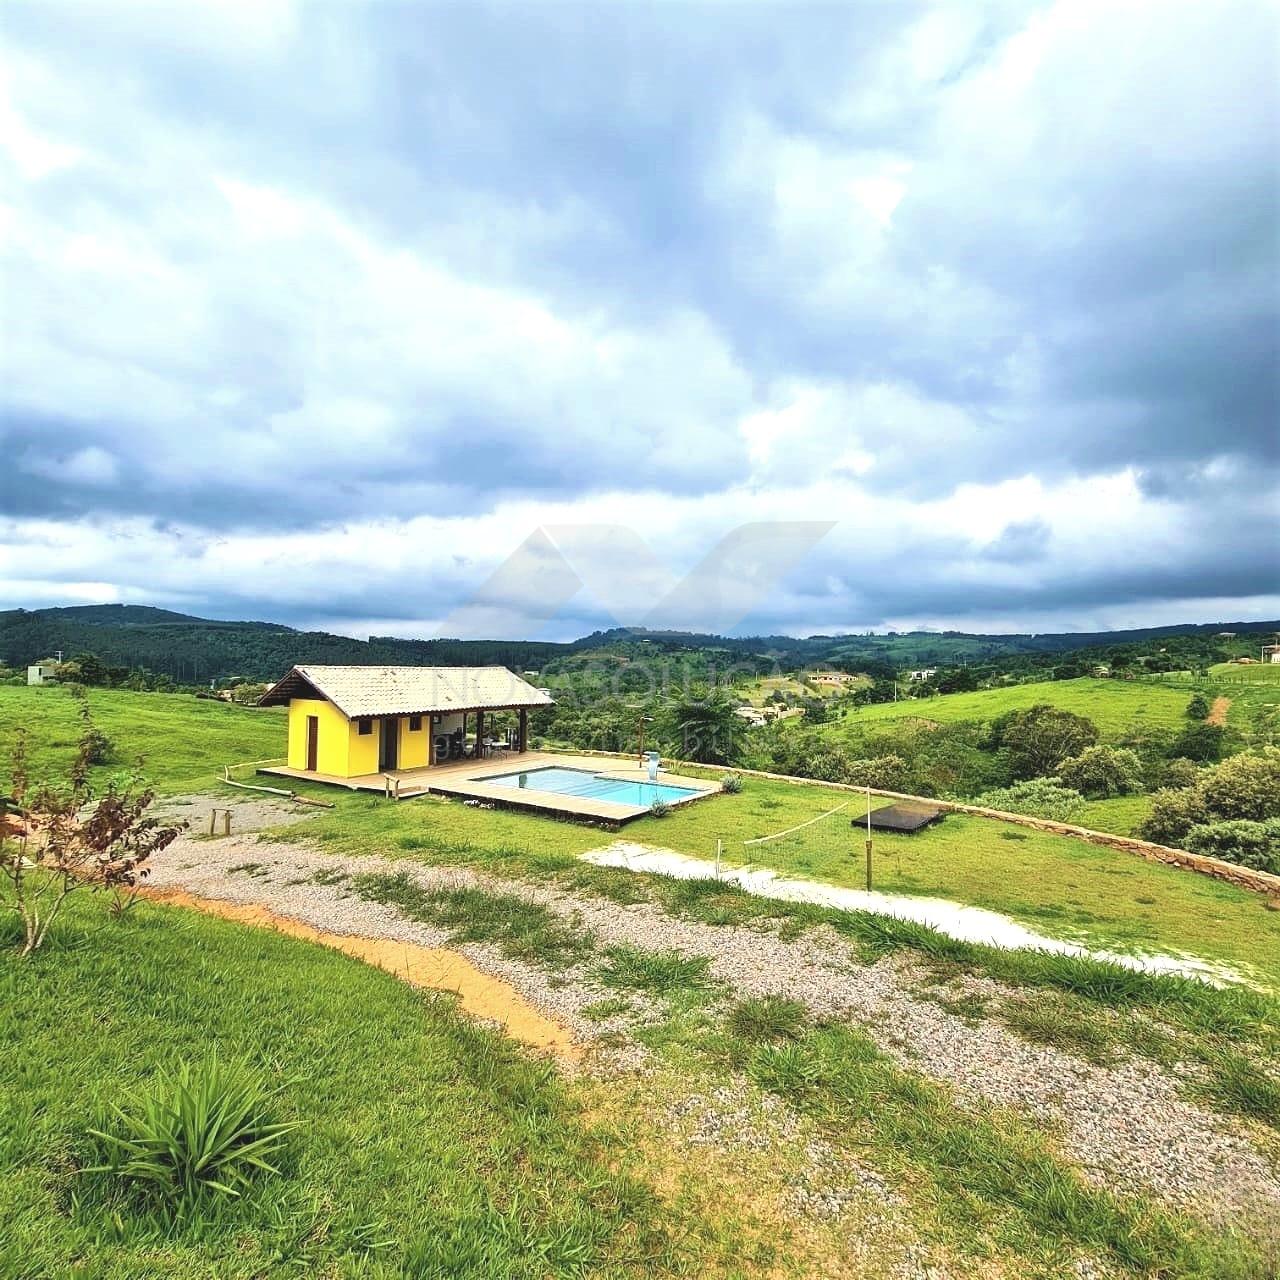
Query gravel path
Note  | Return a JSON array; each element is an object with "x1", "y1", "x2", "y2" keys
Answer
[
  {"x1": 583, "y1": 841, "x2": 1246, "y2": 985},
  {"x1": 146, "y1": 806, "x2": 1280, "y2": 1245}
]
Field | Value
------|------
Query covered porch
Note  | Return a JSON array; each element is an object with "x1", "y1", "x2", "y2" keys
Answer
[{"x1": 423, "y1": 705, "x2": 532, "y2": 768}]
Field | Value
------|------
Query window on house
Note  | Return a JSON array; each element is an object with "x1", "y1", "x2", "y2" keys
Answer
[
  {"x1": 357, "y1": 717, "x2": 372, "y2": 735},
  {"x1": 409, "y1": 715, "x2": 422, "y2": 731}
]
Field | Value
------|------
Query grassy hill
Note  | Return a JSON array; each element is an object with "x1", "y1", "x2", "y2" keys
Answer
[
  {"x1": 1, "y1": 894, "x2": 734, "y2": 1279},
  {"x1": 5, "y1": 604, "x2": 1278, "y2": 687},
  {"x1": 0, "y1": 686, "x2": 284, "y2": 795},
  {"x1": 1208, "y1": 662, "x2": 1280, "y2": 683},
  {"x1": 839, "y1": 678, "x2": 1197, "y2": 739}
]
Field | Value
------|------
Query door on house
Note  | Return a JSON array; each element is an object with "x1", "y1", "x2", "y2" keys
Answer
[
  {"x1": 379, "y1": 717, "x2": 399, "y2": 771},
  {"x1": 305, "y1": 716, "x2": 319, "y2": 772}
]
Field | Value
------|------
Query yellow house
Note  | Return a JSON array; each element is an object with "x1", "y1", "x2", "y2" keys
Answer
[{"x1": 258, "y1": 665, "x2": 553, "y2": 781}]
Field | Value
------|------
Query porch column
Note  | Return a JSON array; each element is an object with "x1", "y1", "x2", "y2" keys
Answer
[
  {"x1": 475, "y1": 708, "x2": 484, "y2": 757},
  {"x1": 518, "y1": 708, "x2": 528, "y2": 752}
]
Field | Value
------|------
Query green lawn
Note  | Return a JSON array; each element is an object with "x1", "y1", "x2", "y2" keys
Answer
[
  {"x1": 838, "y1": 678, "x2": 1198, "y2": 739},
  {"x1": 279, "y1": 774, "x2": 1280, "y2": 990},
  {"x1": 0, "y1": 895, "x2": 726, "y2": 1279},
  {"x1": 1077, "y1": 795, "x2": 1155, "y2": 837},
  {"x1": 0, "y1": 685, "x2": 284, "y2": 795},
  {"x1": 1208, "y1": 662, "x2": 1280, "y2": 683}
]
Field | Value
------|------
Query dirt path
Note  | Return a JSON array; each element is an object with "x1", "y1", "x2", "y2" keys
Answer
[
  {"x1": 140, "y1": 886, "x2": 577, "y2": 1058},
  {"x1": 1207, "y1": 695, "x2": 1232, "y2": 726},
  {"x1": 145, "y1": 821, "x2": 1280, "y2": 1247}
]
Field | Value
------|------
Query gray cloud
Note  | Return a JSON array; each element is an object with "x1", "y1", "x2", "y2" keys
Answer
[{"x1": 0, "y1": 0, "x2": 1276, "y2": 633}]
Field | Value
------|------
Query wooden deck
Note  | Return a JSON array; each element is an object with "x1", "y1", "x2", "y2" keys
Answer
[{"x1": 259, "y1": 752, "x2": 718, "y2": 824}]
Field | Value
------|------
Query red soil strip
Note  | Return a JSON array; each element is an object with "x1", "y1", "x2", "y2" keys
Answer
[{"x1": 140, "y1": 887, "x2": 579, "y2": 1059}]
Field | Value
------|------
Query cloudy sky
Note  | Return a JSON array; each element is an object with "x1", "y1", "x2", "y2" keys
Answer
[{"x1": 1, "y1": 0, "x2": 1277, "y2": 640}]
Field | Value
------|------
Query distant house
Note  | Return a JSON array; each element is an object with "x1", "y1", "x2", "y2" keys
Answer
[
  {"x1": 809, "y1": 670, "x2": 854, "y2": 685},
  {"x1": 258, "y1": 665, "x2": 553, "y2": 780},
  {"x1": 1263, "y1": 645, "x2": 1280, "y2": 665},
  {"x1": 26, "y1": 663, "x2": 59, "y2": 686},
  {"x1": 906, "y1": 668, "x2": 937, "y2": 682}
]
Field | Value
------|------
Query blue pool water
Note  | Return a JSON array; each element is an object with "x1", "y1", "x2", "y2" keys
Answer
[{"x1": 483, "y1": 766, "x2": 697, "y2": 808}]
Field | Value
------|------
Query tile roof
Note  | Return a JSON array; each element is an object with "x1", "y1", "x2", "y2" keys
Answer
[{"x1": 259, "y1": 665, "x2": 554, "y2": 718}]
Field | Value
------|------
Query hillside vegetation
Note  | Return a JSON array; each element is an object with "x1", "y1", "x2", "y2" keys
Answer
[
  {"x1": 0, "y1": 686, "x2": 283, "y2": 795},
  {"x1": 4, "y1": 603, "x2": 1277, "y2": 686},
  {"x1": 840, "y1": 678, "x2": 1195, "y2": 738}
]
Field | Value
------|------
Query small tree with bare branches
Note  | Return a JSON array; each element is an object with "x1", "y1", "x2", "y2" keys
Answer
[{"x1": 1, "y1": 689, "x2": 185, "y2": 956}]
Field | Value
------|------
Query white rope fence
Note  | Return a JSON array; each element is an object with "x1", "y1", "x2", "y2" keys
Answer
[{"x1": 742, "y1": 800, "x2": 850, "y2": 846}]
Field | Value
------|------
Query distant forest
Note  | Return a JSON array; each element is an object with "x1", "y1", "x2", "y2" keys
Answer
[{"x1": 1, "y1": 603, "x2": 1276, "y2": 686}]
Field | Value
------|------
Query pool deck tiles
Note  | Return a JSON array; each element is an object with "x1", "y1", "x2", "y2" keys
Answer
[{"x1": 259, "y1": 752, "x2": 718, "y2": 824}]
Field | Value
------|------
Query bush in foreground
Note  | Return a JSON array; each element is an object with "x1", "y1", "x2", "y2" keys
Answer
[
  {"x1": 85, "y1": 1054, "x2": 299, "y2": 1217},
  {"x1": 1182, "y1": 819, "x2": 1280, "y2": 874}
]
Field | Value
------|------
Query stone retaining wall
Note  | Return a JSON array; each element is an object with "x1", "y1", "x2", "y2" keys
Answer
[{"x1": 546, "y1": 747, "x2": 1280, "y2": 898}]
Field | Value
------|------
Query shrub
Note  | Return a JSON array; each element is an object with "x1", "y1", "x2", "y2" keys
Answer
[
  {"x1": 975, "y1": 779, "x2": 1087, "y2": 823},
  {"x1": 990, "y1": 705, "x2": 1100, "y2": 780},
  {"x1": 0, "y1": 702, "x2": 184, "y2": 955},
  {"x1": 1169, "y1": 722, "x2": 1225, "y2": 763},
  {"x1": 843, "y1": 754, "x2": 910, "y2": 792},
  {"x1": 1056, "y1": 746, "x2": 1144, "y2": 799},
  {"x1": 80, "y1": 727, "x2": 115, "y2": 765},
  {"x1": 1159, "y1": 757, "x2": 1201, "y2": 790},
  {"x1": 1198, "y1": 748, "x2": 1280, "y2": 821},
  {"x1": 1139, "y1": 750, "x2": 1280, "y2": 846},
  {"x1": 648, "y1": 800, "x2": 672, "y2": 818},
  {"x1": 1185, "y1": 693, "x2": 1210, "y2": 720},
  {"x1": 720, "y1": 773, "x2": 743, "y2": 794},
  {"x1": 85, "y1": 1055, "x2": 299, "y2": 1214},
  {"x1": 1140, "y1": 786, "x2": 1211, "y2": 845},
  {"x1": 1182, "y1": 820, "x2": 1280, "y2": 874}
]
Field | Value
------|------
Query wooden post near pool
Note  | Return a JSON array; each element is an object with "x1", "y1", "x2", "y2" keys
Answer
[
  {"x1": 518, "y1": 708, "x2": 528, "y2": 752},
  {"x1": 864, "y1": 785, "x2": 873, "y2": 892}
]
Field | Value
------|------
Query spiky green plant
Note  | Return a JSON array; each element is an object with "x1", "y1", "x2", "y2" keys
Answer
[{"x1": 85, "y1": 1054, "x2": 299, "y2": 1211}]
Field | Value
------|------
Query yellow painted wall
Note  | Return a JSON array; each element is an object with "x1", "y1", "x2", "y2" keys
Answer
[
  {"x1": 399, "y1": 715, "x2": 429, "y2": 768},
  {"x1": 288, "y1": 703, "x2": 435, "y2": 778},
  {"x1": 287, "y1": 698, "x2": 352, "y2": 775},
  {"x1": 347, "y1": 716, "x2": 379, "y2": 776}
]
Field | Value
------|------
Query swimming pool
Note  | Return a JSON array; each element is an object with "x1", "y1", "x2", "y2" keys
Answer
[{"x1": 482, "y1": 765, "x2": 698, "y2": 808}]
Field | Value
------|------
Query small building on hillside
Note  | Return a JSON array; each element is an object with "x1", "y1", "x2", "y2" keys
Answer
[
  {"x1": 26, "y1": 662, "x2": 59, "y2": 686},
  {"x1": 906, "y1": 668, "x2": 937, "y2": 682},
  {"x1": 1263, "y1": 645, "x2": 1280, "y2": 664},
  {"x1": 258, "y1": 665, "x2": 553, "y2": 780}
]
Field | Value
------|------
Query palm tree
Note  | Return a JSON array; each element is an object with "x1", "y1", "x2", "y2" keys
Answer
[{"x1": 668, "y1": 693, "x2": 742, "y2": 765}]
